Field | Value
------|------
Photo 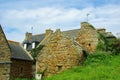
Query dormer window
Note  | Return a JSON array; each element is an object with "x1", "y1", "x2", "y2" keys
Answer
[
  {"x1": 24, "y1": 43, "x2": 27, "y2": 49},
  {"x1": 32, "y1": 42, "x2": 35, "y2": 49}
]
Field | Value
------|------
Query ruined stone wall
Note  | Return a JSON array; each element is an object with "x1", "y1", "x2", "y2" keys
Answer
[
  {"x1": 37, "y1": 29, "x2": 84, "y2": 77},
  {"x1": 76, "y1": 22, "x2": 99, "y2": 53},
  {"x1": 0, "y1": 25, "x2": 11, "y2": 80}
]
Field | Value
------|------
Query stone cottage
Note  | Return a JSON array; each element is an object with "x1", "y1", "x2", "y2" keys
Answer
[
  {"x1": 36, "y1": 29, "x2": 86, "y2": 76},
  {"x1": 8, "y1": 40, "x2": 33, "y2": 78},
  {"x1": 22, "y1": 22, "x2": 115, "y2": 77},
  {"x1": 0, "y1": 25, "x2": 11, "y2": 80},
  {"x1": 0, "y1": 25, "x2": 33, "y2": 79}
]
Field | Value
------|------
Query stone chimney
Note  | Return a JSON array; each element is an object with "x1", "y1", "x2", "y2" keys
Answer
[
  {"x1": 97, "y1": 28, "x2": 106, "y2": 33},
  {"x1": 25, "y1": 32, "x2": 32, "y2": 40},
  {"x1": 45, "y1": 29, "x2": 53, "y2": 36},
  {"x1": 55, "y1": 29, "x2": 61, "y2": 34},
  {"x1": 81, "y1": 22, "x2": 95, "y2": 30}
]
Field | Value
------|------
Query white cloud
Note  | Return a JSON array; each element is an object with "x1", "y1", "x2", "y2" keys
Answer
[{"x1": 0, "y1": 4, "x2": 120, "y2": 42}]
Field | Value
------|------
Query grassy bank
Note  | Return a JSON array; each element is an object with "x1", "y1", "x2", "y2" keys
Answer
[{"x1": 45, "y1": 52, "x2": 120, "y2": 80}]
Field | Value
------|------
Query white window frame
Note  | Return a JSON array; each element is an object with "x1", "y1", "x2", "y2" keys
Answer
[
  {"x1": 24, "y1": 43, "x2": 27, "y2": 49},
  {"x1": 32, "y1": 42, "x2": 35, "y2": 49}
]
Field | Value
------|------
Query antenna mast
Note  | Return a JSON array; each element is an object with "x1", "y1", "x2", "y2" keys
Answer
[
  {"x1": 31, "y1": 26, "x2": 33, "y2": 34},
  {"x1": 87, "y1": 13, "x2": 90, "y2": 22}
]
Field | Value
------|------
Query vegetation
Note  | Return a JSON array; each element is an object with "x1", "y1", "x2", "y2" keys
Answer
[
  {"x1": 112, "y1": 39, "x2": 120, "y2": 55},
  {"x1": 97, "y1": 33, "x2": 120, "y2": 55},
  {"x1": 17, "y1": 33, "x2": 120, "y2": 80},
  {"x1": 10, "y1": 78, "x2": 35, "y2": 80},
  {"x1": 96, "y1": 33, "x2": 107, "y2": 51},
  {"x1": 45, "y1": 52, "x2": 120, "y2": 80},
  {"x1": 31, "y1": 45, "x2": 45, "y2": 64}
]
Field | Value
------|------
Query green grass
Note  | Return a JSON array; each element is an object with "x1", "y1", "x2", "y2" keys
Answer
[
  {"x1": 10, "y1": 78, "x2": 36, "y2": 80},
  {"x1": 45, "y1": 52, "x2": 120, "y2": 80}
]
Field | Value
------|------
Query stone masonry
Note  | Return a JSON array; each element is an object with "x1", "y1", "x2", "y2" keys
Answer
[
  {"x1": 76, "y1": 22, "x2": 99, "y2": 53},
  {"x1": 0, "y1": 25, "x2": 11, "y2": 80},
  {"x1": 37, "y1": 29, "x2": 85, "y2": 77},
  {"x1": 22, "y1": 22, "x2": 115, "y2": 77}
]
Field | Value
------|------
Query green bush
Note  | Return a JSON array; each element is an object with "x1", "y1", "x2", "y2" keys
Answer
[
  {"x1": 97, "y1": 33, "x2": 120, "y2": 55},
  {"x1": 31, "y1": 45, "x2": 45, "y2": 64},
  {"x1": 84, "y1": 51, "x2": 112, "y2": 66}
]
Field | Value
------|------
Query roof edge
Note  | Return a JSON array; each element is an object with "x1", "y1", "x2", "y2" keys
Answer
[{"x1": 19, "y1": 43, "x2": 34, "y2": 61}]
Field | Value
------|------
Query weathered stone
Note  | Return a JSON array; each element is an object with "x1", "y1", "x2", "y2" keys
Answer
[
  {"x1": 10, "y1": 59, "x2": 33, "y2": 78},
  {"x1": 37, "y1": 29, "x2": 85, "y2": 77},
  {"x1": 0, "y1": 25, "x2": 11, "y2": 80},
  {"x1": 76, "y1": 22, "x2": 99, "y2": 53},
  {"x1": 25, "y1": 32, "x2": 32, "y2": 41}
]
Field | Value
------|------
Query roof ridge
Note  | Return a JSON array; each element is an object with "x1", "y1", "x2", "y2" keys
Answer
[
  {"x1": 32, "y1": 29, "x2": 80, "y2": 36},
  {"x1": 33, "y1": 33, "x2": 45, "y2": 36},
  {"x1": 62, "y1": 28, "x2": 80, "y2": 32},
  {"x1": 8, "y1": 40, "x2": 19, "y2": 44},
  {"x1": 19, "y1": 44, "x2": 33, "y2": 60}
]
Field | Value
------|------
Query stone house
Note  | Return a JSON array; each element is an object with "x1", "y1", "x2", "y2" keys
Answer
[
  {"x1": 8, "y1": 40, "x2": 33, "y2": 78},
  {"x1": 0, "y1": 25, "x2": 11, "y2": 80},
  {"x1": 36, "y1": 29, "x2": 86, "y2": 76},
  {"x1": 0, "y1": 25, "x2": 33, "y2": 79},
  {"x1": 22, "y1": 22, "x2": 107, "y2": 53},
  {"x1": 22, "y1": 22, "x2": 115, "y2": 77}
]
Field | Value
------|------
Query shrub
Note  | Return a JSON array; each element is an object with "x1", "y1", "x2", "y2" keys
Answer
[
  {"x1": 31, "y1": 45, "x2": 45, "y2": 64},
  {"x1": 84, "y1": 51, "x2": 112, "y2": 66}
]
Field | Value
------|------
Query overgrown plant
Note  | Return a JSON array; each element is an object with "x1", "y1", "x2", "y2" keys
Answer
[
  {"x1": 96, "y1": 33, "x2": 107, "y2": 51},
  {"x1": 112, "y1": 39, "x2": 120, "y2": 55},
  {"x1": 96, "y1": 33, "x2": 119, "y2": 55},
  {"x1": 31, "y1": 45, "x2": 45, "y2": 64}
]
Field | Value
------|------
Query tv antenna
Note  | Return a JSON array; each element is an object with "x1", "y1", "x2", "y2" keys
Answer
[
  {"x1": 87, "y1": 13, "x2": 90, "y2": 22},
  {"x1": 31, "y1": 26, "x2": 33, "y2": 34}
]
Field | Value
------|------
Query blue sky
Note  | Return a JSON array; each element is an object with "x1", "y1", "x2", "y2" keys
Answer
[{"x1": 0, "y1": 0, "x2": 120, "y2": 42}]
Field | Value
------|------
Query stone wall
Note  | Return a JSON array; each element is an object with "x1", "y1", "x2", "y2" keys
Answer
[
  {"x1": 37, "y1": 29, "x2": 84, "y2": 77},
  {"x1": 76, "y1": 22, "x2": 99, "y2": 53},
  {"x1": 0, "y1": 64, "x2": 10, "y2": 80},
  {"x1": 10, "y1": 59, "x2": 33, "y2": 78},
  {"x1": 0, "y1": 25, "x2": 11, "y2": 80}
]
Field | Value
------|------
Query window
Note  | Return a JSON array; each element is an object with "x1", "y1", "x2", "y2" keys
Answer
[
  {"x1": 24, "y1": 44, "x2": 27, "y2": 49},
  {"x1": 32, "y1": 42, "x2": 35, "y2": 49},
  {"x1": 58, "y1": 66, "x2": 62, "y2": 71},
  {"x1": 20, "y1": 67, "x2": 23, "y2": 73},
  {"x1": 19, "y1": 67, "x2": 24, "y2": 77}
]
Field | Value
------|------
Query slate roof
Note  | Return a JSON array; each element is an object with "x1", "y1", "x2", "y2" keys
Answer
[
  {"x1": 23, "y1": 29, "x2": 80, "y2": 43},
  {"x1": 63, "y1": 29, "x2": 80, "y2": 40},
  {"x1": 22, "y1": 29, "x2": 80, "y2": 51},
  {"x1": 32, "y1": 33, "x2": 45, "y2": 42},
  {"x1": 8, "y1": 40, "x2": 33, "y2": 61}
]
